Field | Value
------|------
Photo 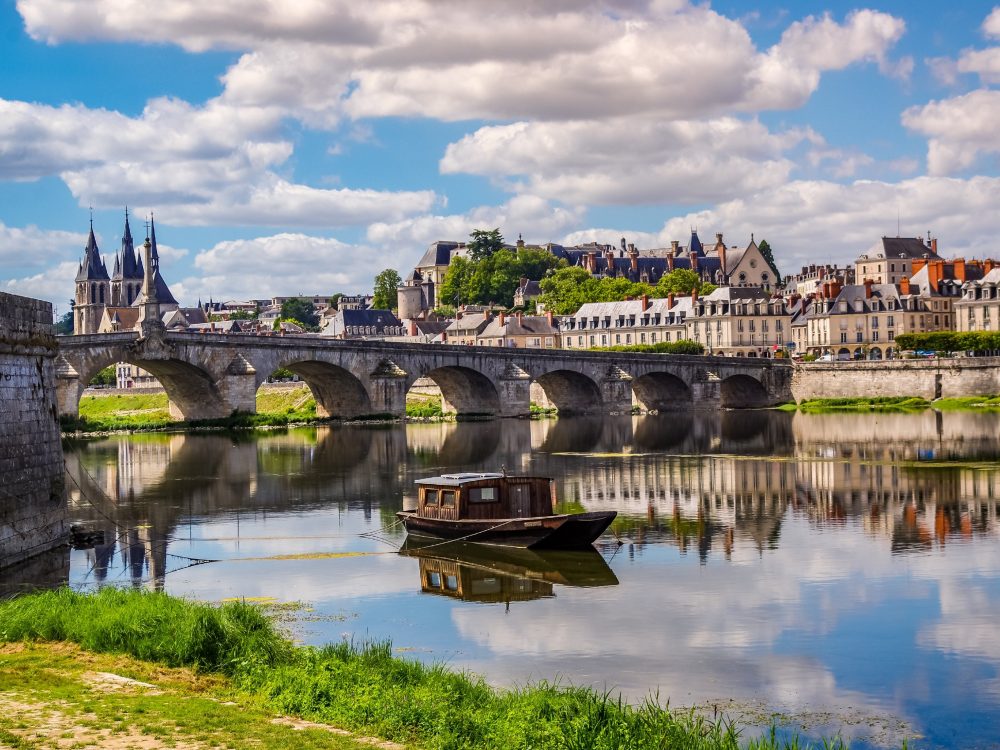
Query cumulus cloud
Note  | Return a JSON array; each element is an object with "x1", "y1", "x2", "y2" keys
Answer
[
  {"x1": 366, "y1": 195, "x2": 585, "y2": 248},
  {"x1": 441, "y1": 117, "x2": 816, "y2": 205},
  {"x1": 172, "y1": 232, "x2": 417, "y2": 302},
  {"x1": 18, "y1": 2, "x2": 908, "y2": 124},
  {"x1": 0, "y1": 97, "x2": 436, "y2": 227},
  {"x1": 902, "y1": 90, "x2": 1000, "y2": 174},
  {"x1": 4, "y1": 260, "x2": 79, "y2": 308},
  {"x1": 984, "y1": 6, "x2": 1000, "y2": 39},
  {"x1": 564, "y1": 175, "x2": 1000, "y2": 269},
  {"x1": 0, "y1": 221, "x2": 84, "y2": 267}
]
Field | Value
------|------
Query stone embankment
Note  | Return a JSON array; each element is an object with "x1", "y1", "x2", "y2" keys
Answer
[
  {"x1": 0, "y1": 292, "x2": 67, "y2": 569},
  {"x1": 791, "y1": 356, "x2": 1000, "y2": 402}
]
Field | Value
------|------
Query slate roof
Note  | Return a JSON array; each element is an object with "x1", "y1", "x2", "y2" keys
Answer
[
  {"x1": 416, "y1": 241, "x2": 464, "y2": 268},
  {"x1": 76, "y1": 226, "x2": 110, "y2": 282},
  {"x1": 445, "y1": 312, "x2": 490, "y2": 334},
  {"x1": 857, "y1": 237, "x2": 938, "y2": 261},
  {"x1": 479, "y1": 315, "x2": 560, "y2": 338}
]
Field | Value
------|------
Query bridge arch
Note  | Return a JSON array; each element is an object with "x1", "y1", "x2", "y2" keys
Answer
[
  {"x1": 419, "y1": 366, "x2": 501, "y2": 417},
  {"x1": 720, "y1": 373, "x2": 770, "y2": 409},
  {"x1": 532, "y1": 369, "x2": 603, "y2": 415},
  {"x1": 76, "y1": 353, "x2": 230, "y2": 420},
  {"x1": 631, "y1": 372, "x2": 692, "y2": 412},
  {"x1": 278, "y1": 360, "x2": 372, "y2": 419}
]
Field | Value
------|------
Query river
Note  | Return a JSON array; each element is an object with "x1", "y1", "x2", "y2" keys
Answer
[{"x1": 8, "y1": 411, "x2": 1000, "y2": 748}]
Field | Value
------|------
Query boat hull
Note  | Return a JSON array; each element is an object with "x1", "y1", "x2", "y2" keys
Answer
[{"x1": 396, "y1": 510, "x2": 617, "y2": 549}]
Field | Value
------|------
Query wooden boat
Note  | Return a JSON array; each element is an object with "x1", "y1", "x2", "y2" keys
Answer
[{"x1": 397, "y1": 473, "x2": 616, "y2": 549}]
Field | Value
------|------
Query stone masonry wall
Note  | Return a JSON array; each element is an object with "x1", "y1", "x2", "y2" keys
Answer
[
  {"x1": 0, "y1": 291, "x2": 67, "y2": 569},
  {"x1": 791, "y1": 357, "x2": 1000, "y2": 402}
]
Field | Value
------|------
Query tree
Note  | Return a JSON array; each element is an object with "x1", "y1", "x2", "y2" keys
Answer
[
  {"x1": 757, "y1": 239, "x2": 780, "y2": 283},
  {"x1": 54, "y1": 305, "x2": 74, "y2": 335},
  {"x1": 89, "y1": 366, "x2": 116, "y2": 387},
  {"x1": 280, "y1": 298, "x2": 319, "y2": 330},
  {"x1": 439, "y1": 248, "x2": 566, "y2": 307},
  {"x1": 655, "y1": 269, "x2": 714, "y2": 296},
  {"x1": 467, "y1": 228, "x2": 504, "y2": 262},
  {"x1": 372, "y1": 269, "x2": 402, "y2": 310}
]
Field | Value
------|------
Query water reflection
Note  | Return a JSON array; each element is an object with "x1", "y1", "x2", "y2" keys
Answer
[
  {"x1": 400, "y1": 540, "x2": 618, "y2": 603},
  {"x1": 21, "y1": 411, "x2": 1000, "y2": 748}
]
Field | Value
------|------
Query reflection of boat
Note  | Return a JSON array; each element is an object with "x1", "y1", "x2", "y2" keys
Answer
[
  {"x1": 400, "y1": 539, "x2": 618, "y2": 603},
  {"x1": 397, "y1": 473, "x2": 617, "y2": 549}
]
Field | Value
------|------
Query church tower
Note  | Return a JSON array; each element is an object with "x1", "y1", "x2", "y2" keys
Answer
[
  {"x1": 73, "y1": 220, "x2": 110, "y2": 334},
  {"x1": 135, "y1": 214, "x2": 179, "y2": 329},
  {"x1": 111, "y1": 209, "x2": 143, "y2": 306}
]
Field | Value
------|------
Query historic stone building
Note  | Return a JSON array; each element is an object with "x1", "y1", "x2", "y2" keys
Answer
[
  {"x1": 73, "y1": 213, "x2": 179, "y2": 335},
  {"x1": 854, "y1": 235, "x2": 941, "y2": 285}
]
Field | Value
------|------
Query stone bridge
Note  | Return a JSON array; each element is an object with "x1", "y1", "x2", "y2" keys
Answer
[{"x1": 54, "y1": 330, "x2": 794, "y2": 419}]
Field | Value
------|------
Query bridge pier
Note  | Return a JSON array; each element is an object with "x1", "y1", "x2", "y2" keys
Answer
[
  {"x1": 601, "y1": 366, "x2": 634, "y2": 415},
  {"x1": 369, "y1": 367, "x2": 408, "y2": 419},
  {"x1": 216, "y1": 354, "x2": 257, "y2": 415},
  {"x1": 690, "y1": 375, "x2": 722, "y2": 409},
  {"x1": 498, "y1": 365, "x2": 532, "y2": 417}
]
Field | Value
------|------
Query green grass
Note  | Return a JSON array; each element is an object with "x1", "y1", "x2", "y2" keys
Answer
[
  {"x1": 0, "y1": 588, "x2": 863, "y2": 750},
  {"x1": 406, "y1": 395, "x2": 444, "y2": 419},
  {"x1": 795, "y1": 397, "x2": 930, "y2": 413},
  {"x1": 931, "y1": 395, "x2": 1000, "y2": 411}
]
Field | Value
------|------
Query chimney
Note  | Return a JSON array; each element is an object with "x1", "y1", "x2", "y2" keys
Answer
[
  {"x1": 641, "y1": 294, "x2": 649, "y2": 311},
  {"x1": 691, "y1": 287, "x2": 698, "y2": 304},
  {"x1": 830, "y1": 279, "x2": 842, "y2": 298},
  {"x1": 630, "y1": 250, "x2": 639, "y2": 272},
  {"x1": 931, "y1": 237, "x2": 938, "y2": 254},
  {"x1": 408, "y1": 319, "x2": 418, "y2": 336},
  {"x1": 546, "y1": 310, "x2": 554, "y2": 327},
  {"x1": 667, "y1": 254, "x2": 675, "y2": 271},
  {"x1": 516, "y1": 312, "x2": 523, "y2": 326},
  {"x1": 498, "y1": 311, "x2": 505, "y2": 327},
  {"x1": 667, "y1": 293, "x2": 675, "y2": 308},
  {"x1": 986, "y1": 260, "x2": 995, "y2": 274},
  {"x1": 864, "y1": 278, "x2": 874, "y2": 299},
  {"x1": 691, "y1": 254, "x2": 699, "y2": 272},
  {"x1": 954, "y1": 258, "x2": 966, "y2": 283},
  {"x1": 818, "y1": 266, "x2": 826, "y2": 280},
  {"x1": 456, "y1": 309, "x2": 463, "y2": 320},
  {"x1": 911, "y1": 258, "x2": 927, "y2": 278},
  {"x1": 587, "y1": 252, "x2": 596, "y2": 272},
  {"x1": 718, "y1": 242, "x2": 727, "y2": 277},
  {"x1": 899, "y1": 276, "x2": 910, "y2": 295}
]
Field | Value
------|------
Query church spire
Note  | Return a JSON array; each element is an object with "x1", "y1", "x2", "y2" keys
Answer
[
  {"x1": 75, "y1": 222, "x2": 110, "y2": 282},
  {"x1": 121, "y1": 207, "x2": 141, "y2": 279}
]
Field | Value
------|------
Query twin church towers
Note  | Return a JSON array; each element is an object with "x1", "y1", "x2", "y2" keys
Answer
[{"x1": 73, "y1": 210, "x2": 178, "y2": 335}]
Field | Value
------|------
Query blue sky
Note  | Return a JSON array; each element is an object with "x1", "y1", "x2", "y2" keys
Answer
[{"x1": 2, "y1": 0, "x2": 1000, "y2": 313}]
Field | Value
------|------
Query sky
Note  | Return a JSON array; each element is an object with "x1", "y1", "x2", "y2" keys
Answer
[{"x1": 2, "y1": 1, "x2": 1000, "y2": 314}]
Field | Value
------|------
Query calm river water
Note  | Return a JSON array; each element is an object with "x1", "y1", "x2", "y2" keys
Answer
[{"x1": 8, "y1": 411, "x2": 1000, "y2": 748}]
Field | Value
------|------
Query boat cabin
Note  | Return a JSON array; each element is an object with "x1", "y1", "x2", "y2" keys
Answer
[{"x1": 414, "y1": 473, "x2": 556, "y2": 521}]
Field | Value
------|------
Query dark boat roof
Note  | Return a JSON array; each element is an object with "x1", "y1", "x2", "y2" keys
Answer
[{"x1": 415, "y1": 473, "x2": 549, "y2": 487}]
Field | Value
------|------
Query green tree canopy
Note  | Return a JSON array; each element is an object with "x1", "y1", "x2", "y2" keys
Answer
[
  {"x1": 655, "y1": 269, "x2": 716, "y2": 296},
  {"x1": 757, "y1": 239, "x2": 780, "y2": 282},
  {"x1": 372, "y1": 269, "x2": 402, "y2": 310},
  {"x1": 54, "y1": 306, "x2": 74, "y2": 335},
  {"x1": 280, "y1": 298, "x2": 319, "y2": 330},
  {"x1": 89, "y1": 365, "x2": 116, "y2": 387},
  {"x1": 467, "y1": 228, "x2": 505, "y2": 262},
  {"x1": 439, "y1": 247, "x2": 565, "y2": 307}
]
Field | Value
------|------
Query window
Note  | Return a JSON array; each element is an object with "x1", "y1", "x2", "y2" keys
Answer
[
  {"x1": 841, "y1": 332, "x2": 848, "y2": 343},
  {"x1": 426, "y1": 571, "x2": 441, "y2": 588},
  {"x1": 640, "y1": 332, "x2": 646, "y2": 343},
  {"x1": 872, "y1": 316, "x2": 878, "y2": 328},
  {"x1": 888, "y1": 330, "x2": 895, "y2": 341},
  {"x1": 424, "y1": 490, "x2": 439, "y2": 507},
  {"x1": 545, "y1": 337, "x2": 554, "y2": 348},
  {"x1": 856, "y1": 331, "x2": 863, "y2": 343},
  {"x1": 601, "y1": 335, "x2": 608, "y2": 346},
  {"x1": 887, "y1": 315, "x2": 894, "y2": 327},
  {"x1": 615, "y1": 334, "x2": 621, "y2": 344},
  {"x1": 873, "y1": 331, "x2": 879, "y2": 342},
  {"x1": 625, "y1": 334, "x2": 632, "y2": 344},
  {"x1": 469, "y1": 487, "x2": 497, "y2": 503},
  {"x1": 589, "y1": 335, "x2": 595, "y2": 346},
  {"x1": 578, "y1": 335, "x2": 583, "y2": 346},
  {"x1": 652, "y1": 333, "x2": 659, "y2": 343},
  {"x1": 441, "y1": 490, "x2": 456, "y2": 508}
]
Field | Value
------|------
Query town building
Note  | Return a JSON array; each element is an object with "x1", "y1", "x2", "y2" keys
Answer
[
  {"x1": 322, "y1": 308, "x2": 404, "y2": 339},
  {"x1": 443, "y1": 311, "x2": 491, "y2": 345},
  {"x1": 513, "y1": 277, "x2": 542, "y2": 310},
  {"x1": 561, "y1": 297, "x2": 689, "y2": 350},
  {"x1": 476, "y1": 312, "x2": 561, "y2": 348},
  {"x1": 682, "y1": 287, "x2": 790, "y2": 357},
  {"x1": 785, "y1": 264, "x2": 855, "y2": 297},
  {"x1": 956, "y1": 265, "x2": 1000, "y2": 332},
  {"x1": 854, "y1": 236, "x2": 941, "y2": 285}
]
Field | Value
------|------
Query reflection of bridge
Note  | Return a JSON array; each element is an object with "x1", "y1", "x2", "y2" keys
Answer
[{"x1": 54, "y1": 330, "x2": 792, "y2": 419}]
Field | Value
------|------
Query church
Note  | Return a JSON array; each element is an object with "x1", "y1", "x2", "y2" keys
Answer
[{"x1": 73, "y1": 211, "x2": 183, "y2": 335}]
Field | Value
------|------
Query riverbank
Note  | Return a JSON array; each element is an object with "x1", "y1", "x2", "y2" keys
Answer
[
  {"x1": 0, "y1": 588, "x2": 854, "y2": 750},
  {"x1": 781, "y1": 395, "x2": 1000, "y2": 413}
]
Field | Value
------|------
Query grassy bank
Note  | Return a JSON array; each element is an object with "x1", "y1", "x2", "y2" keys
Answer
[
  {"x1": 0, "y1": 588, "x2": 853, "y2": 750},
  {"x1": 71, "y1": 387, "x2": 453, "y2": 432},
  {"x1": 782, "y1": 395, "x2": 1000, "y2": 413}
]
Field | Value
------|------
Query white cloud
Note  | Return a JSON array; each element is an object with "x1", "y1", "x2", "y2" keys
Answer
[
  {"x1": 565, "y1": 175, "x2": 1000, "y2": 270},
  {"x1": 173, "y1": 232, "x2": 416, "y2": 302},
  {"x1": 0, "y1": 97, "x2": 436, "y2": 228},
  {"x1": 367, "y1": 195, "x2": 586, "y2": 248},
  {"x1": 956, "y1": 47, "x2": 1000, "y2": 85},
  {"x1": 902, "y1": 89, "x2": 1000, "y2": 174},
  {"x1": 441, "y1": 117, "x2": 815, "y2": 205},
  {"x1": 0, "y1": 221, "x2": 84, "y2": 267},
  {"x1": 984, "y1": 6, "x2": 1000, "y2": 39},
  {"x1": 17, "y1": 2, "x2": 908, "y2": 125},
  {"x1": 4, "y1": 260, "x2": 79, "y2": 308}
]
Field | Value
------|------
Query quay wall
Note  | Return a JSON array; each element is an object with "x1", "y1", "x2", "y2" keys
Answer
[
  {"x1": 791, "y1": 357, "x2": 1000, "y2": 402},
  {"x1": 0, "y1": 292, "x2": 67, "y2": 569}
]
